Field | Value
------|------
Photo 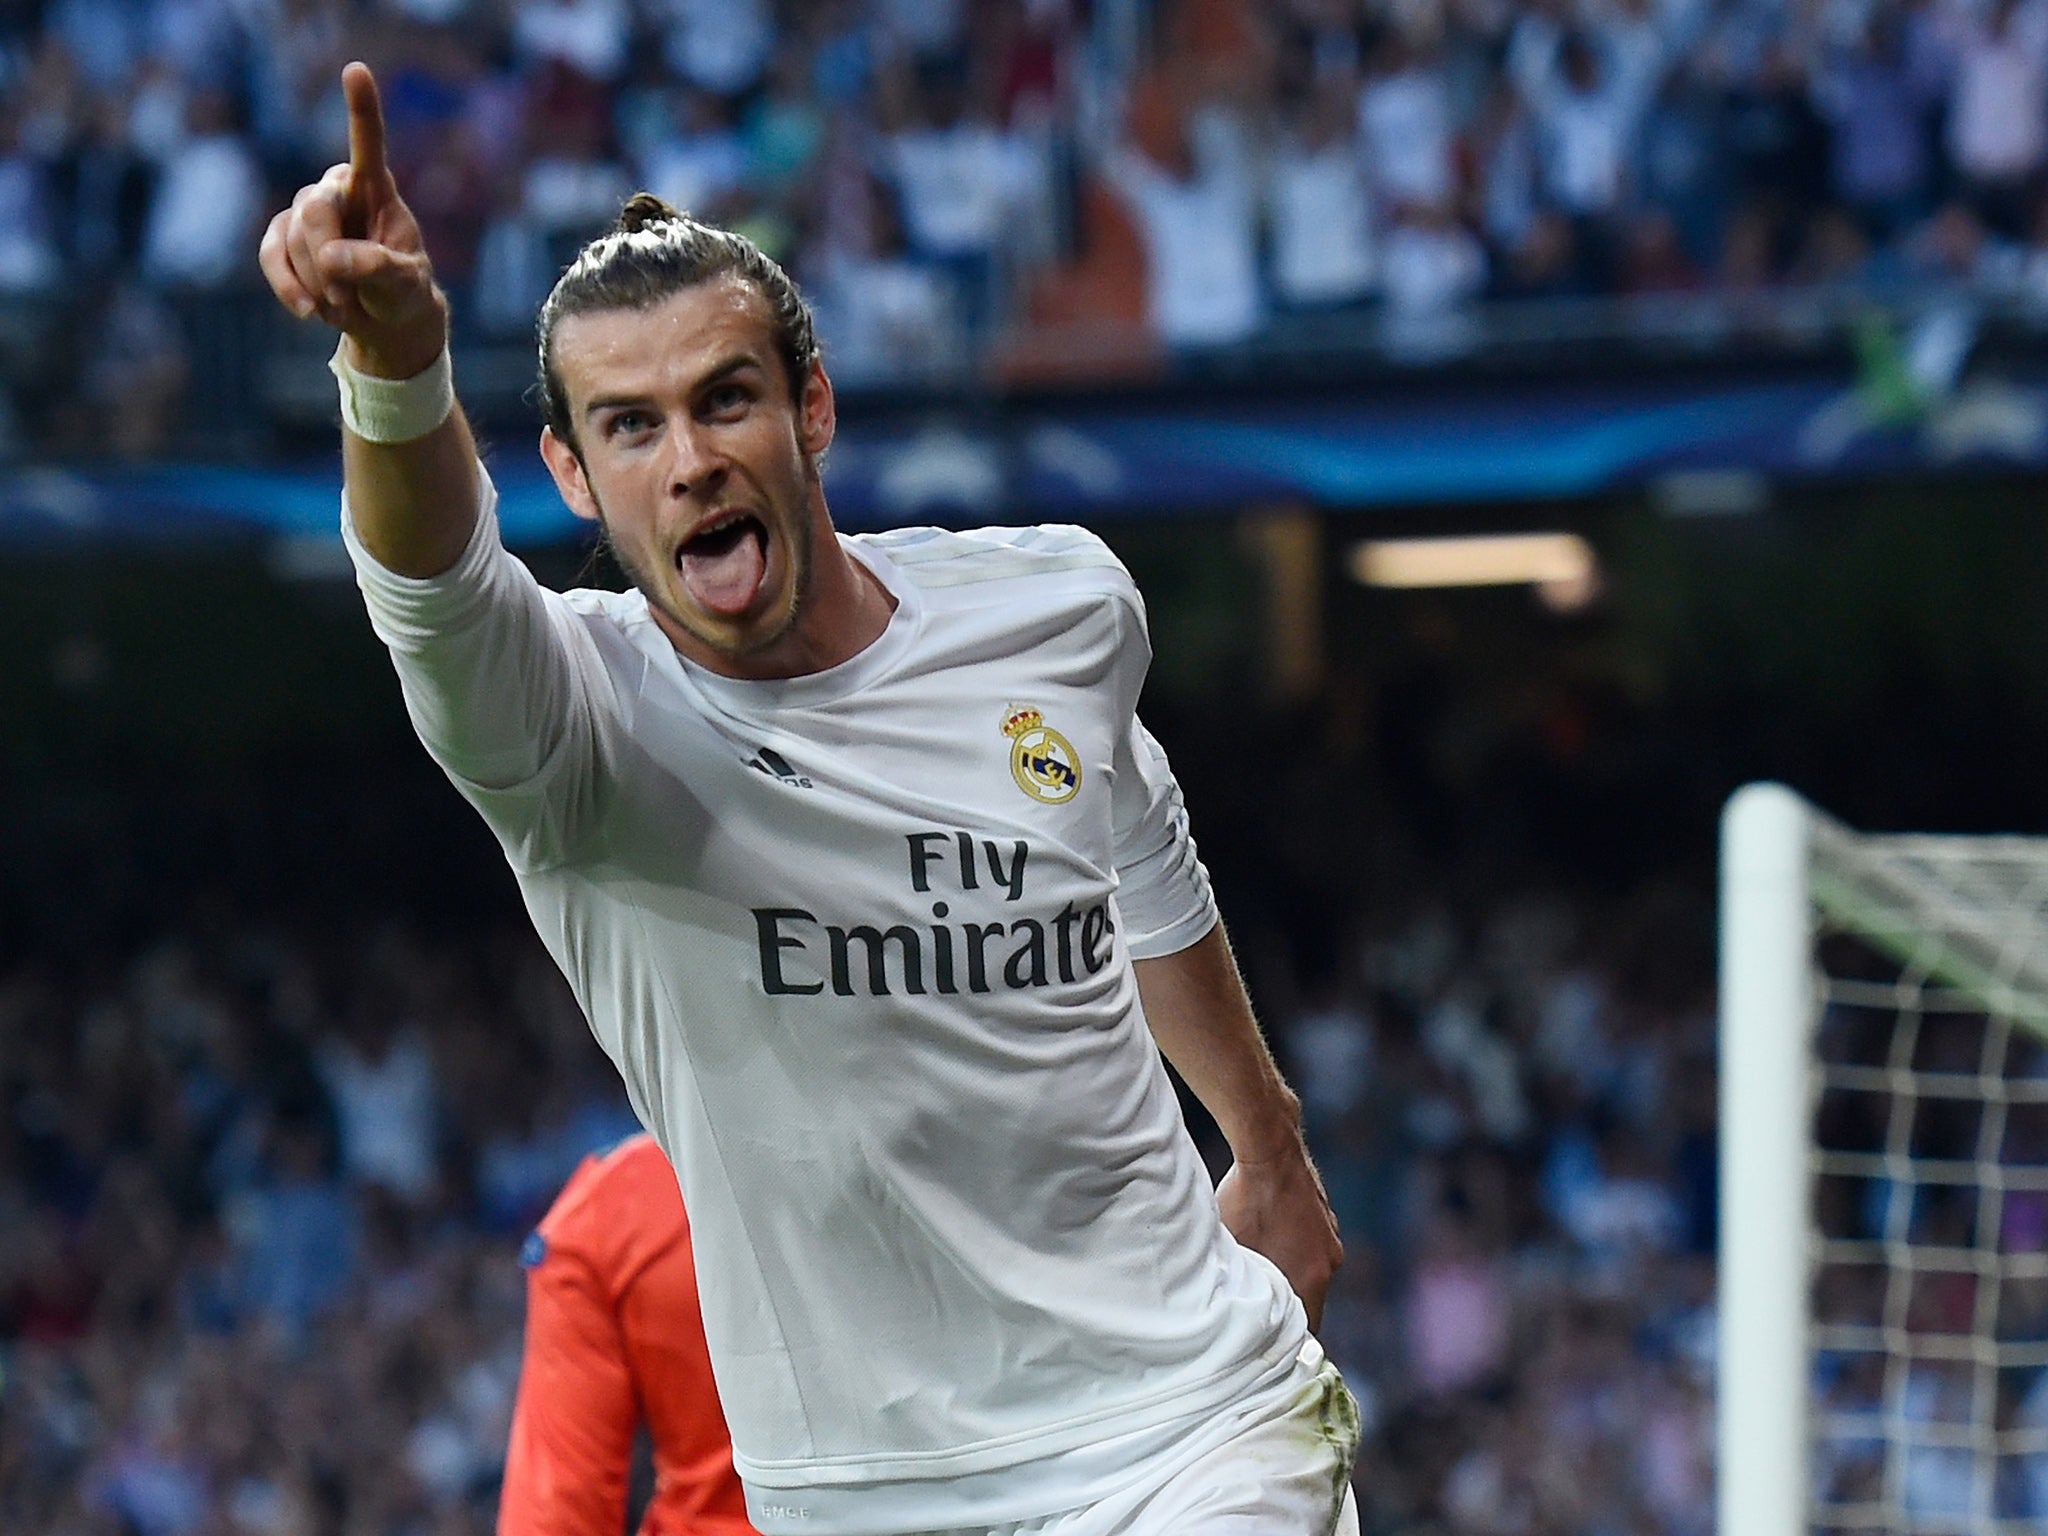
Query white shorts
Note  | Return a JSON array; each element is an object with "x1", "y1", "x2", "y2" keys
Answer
[{"x1": 911, "y1": 1341, "x2": 1362, "y2": 1536}]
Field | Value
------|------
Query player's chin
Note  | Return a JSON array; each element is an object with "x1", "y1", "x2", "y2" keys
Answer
[
  {"x1": 664, "y1": 526, "x2": 784, "y2": 626},
  {"x1": 675, "y1": 581, "x2": 799, "y2": 658}
]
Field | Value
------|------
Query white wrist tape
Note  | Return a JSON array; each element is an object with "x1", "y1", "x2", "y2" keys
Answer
[{"x1": 329, "y1": 340, "x2": 455, "y2": 444}]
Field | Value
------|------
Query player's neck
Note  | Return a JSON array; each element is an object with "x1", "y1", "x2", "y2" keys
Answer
[{"x1": 759, "y1": 534, "x2": 896, "y2": 680}]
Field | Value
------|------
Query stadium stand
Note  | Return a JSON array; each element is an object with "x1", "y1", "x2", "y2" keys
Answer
[{"x1": 2, "y1": 0, "x2": 2048, "y2": 449}]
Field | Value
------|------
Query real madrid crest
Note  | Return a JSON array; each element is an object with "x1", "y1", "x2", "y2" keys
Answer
[{"x1": 1002, "y1": 705, "x2": 1082, "y2": 805}]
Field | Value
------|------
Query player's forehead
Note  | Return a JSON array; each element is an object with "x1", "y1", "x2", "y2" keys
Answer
[{"x1": 552, "y1": 273, "x2": 785, "y2": 406}]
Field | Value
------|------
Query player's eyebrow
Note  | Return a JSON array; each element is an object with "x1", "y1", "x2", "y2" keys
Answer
[
  {"x1": 686, "y1": 355, "x2": 765, "y2": 397},
  {"x1": 581, "y1": 356, "x2": 764, "y2": 420},
  {"x1": 583, "y1": 391, "x2": 653, "y2": 420}
]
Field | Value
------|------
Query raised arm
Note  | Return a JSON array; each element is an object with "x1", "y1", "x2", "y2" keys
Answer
[
  {"x1": 258, "y1": 62, "x2": 478, "y2": 576},
  {"x1": 260, "y1": 65, "x2": 612, "y2": 869},
  {"x1": 1134, "y1": 926, "x2": 1343, "y2": 1331}
]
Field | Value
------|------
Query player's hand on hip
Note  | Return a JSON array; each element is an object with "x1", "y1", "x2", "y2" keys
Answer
[
  {"x1": 1216, "y1": 1139, "x2": 1343, "y2": 1332},
  {"x1": 258, "y1": 61, "x2": 447, "y2": 379}
]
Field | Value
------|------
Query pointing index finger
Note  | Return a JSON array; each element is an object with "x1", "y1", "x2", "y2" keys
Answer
[{"x1": 342, "y1": 62, "x2": 390, "y2": 196}]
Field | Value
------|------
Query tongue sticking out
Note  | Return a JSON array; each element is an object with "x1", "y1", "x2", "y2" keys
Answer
[{"x1": 677, "y1": 520, "x2": 768, "y2": 619}]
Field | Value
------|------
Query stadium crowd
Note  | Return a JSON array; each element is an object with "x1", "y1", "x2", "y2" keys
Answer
[
  {"x1": 0, "y1": 914, "x2": 645, "y2": 1536},
  {"x1": 0, "y1": 830, "x2": 1726, "y2": 1536},
  {"x1": 7, "y1": 0, "x2": 2048, "y2": 447}
]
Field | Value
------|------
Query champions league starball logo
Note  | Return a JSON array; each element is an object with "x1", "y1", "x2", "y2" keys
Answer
[{"x1": 1002, "y1": 706, "x2": 1081, "y2": 806}]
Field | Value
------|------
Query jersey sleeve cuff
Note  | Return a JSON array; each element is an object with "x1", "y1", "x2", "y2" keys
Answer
[
  {"x1": 1113, "y1": 782, "x2": 1220, "y2": 960},
  {"x1": 1119, "y1": 892, "x2": 1220, "y2": 961}
]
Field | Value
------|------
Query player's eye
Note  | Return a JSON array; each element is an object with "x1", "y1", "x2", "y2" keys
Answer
[
  {"x1": 703, "y1": 383, "x2": 750, "y2": 418},
  {"x1": 605, "y1": 409, "x2": 655, "y2": 439}
]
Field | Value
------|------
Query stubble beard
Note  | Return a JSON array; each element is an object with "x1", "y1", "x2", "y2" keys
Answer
[{"x1": 588, "y1": 472, "x2": 815, "y2": 663}]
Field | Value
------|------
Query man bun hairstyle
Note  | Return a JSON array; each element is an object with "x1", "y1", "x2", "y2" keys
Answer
[
  {"x1": 614, "y1": 191, "x2": 676, "y2": 236},
  {"x1": 536, "y1": 194, "x2": 821, "y2": 451}
]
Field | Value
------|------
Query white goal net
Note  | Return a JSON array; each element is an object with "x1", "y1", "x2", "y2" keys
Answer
[{"x1": 1720, "y1": 784, "x2": 2048, "y2": 1536}]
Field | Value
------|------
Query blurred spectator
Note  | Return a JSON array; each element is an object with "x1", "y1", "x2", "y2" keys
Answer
[
  {"x1": 994, "y1": 169, "x2": 1156, "y2": 383},
  {"x1": 139, "y1": 87, "x2": 261, "y2": 288},
  {"x1": 46, "y1": 0, "x2": 146, "y2": 93},
  {"x1": 318, "y1": 1002, "x2": 441, "y2": 1208},
  {"x1": 1636, "y1": 61, "x2": 1728, "y2": 264},
  {"x1": 1528, "y1": 30, "x2": 1644, "y2": 220},
  {"x1": 1358, "y1": 30, "x2": 1456, "y2": 214},
  {"x1": 512, "y1": 0, "x2": 630, "y2": 83},
  {"x1": 806, "y1": 0, "x2": 876, "y2": 108},
  {"x1": 1267, "y1": 71, "x2": 1376, "y2": 309},
  {"x1": 882, "y1": 61, "x2": 1039, "y2": 336},
  {"x1": 1555, "y1": 1128, "x2": 1683, "y2": 1269},
  {"x1": 1472, "y1": 80, "x2": 1540, "y2": 265},
  {"x1": 1104, "y1": 81, "x2": 1262, "y2": 349},
  {"x1": 76, "y1": 281, "x2": 190, "y2": 457},
  {"x1": 4, "y1": 1208, "x2": 97, "y2": 1343},
  {"x1": 1810, "y1": 14, "x2": 1938, "y2": 240},
  {"x1": 1717, "y1": 40, "x2": 1831, "y2": 267},
  {"x1": 1290, "y1": 979, "x2": 1375, "y2": 1137},
  {"x1": 1422, "y1": 985, "x2": 1529, "y2": 1144},
  {"x1": 49, "y1": 92, "x2": 152, "y2": 276},
  {"x1": 658, "y1": 0, "x2": 774, "y2": 97},
  {"x1": 242, "y1": 0, "x2": 352, "y2": 163},
  {"x1": 1946, "y1": 0, "x2": 2048, "y2": 238},
  {"x1": 810, "y1": 173, "x2": 960, "y2": 384},
  {"x1": 0, "y1": 105, "x2": 58, "y2": 290},
  {"x1": 1524, "y1": 29, "x2": 1651, "y2": 287},
  {"x1": 642, "y1": 85, "x2": 747, "y2": 218},
  {"x1": 1906, "y1": 200, "x2": 2024, "y2": 288},
  {"x1": 472, "y1": 187, "x2": 557, "y2": 337},
  {"x1": 128, "y1": 57, "x2": 192, "y2": 164},
  {"x1": 1404, "y1": 1211, "x2": 1511, "y2": 1398},
  {"x1": 744, "y1": 45, "x2": 826, "y2": 198},
  {"x1": 226, "y1": 1110, "x2": 358, "y2": 1340},
  {"x1": 405, "y1": 117, "x2": 498, "y2": 293},
  {"x1": 988, "y1": 0, "x2": 1077, "y2": 128},
  {"x1": 872, "y1": 0, "x2": 968, "y2": 67},
  {"x1": 1381, "y1": 199, "x2": 1488, "y2": 356},
  {"x1": 88, "y1": 1382, "x2": 211, "y2": 1536},
  {"x1": 519, "y1": 64, "x2": 634, "y2": 265}
]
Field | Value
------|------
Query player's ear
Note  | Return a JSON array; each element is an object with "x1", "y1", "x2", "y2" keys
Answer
[
  {"x1": 541, "y1": 426, "x2": 601, "y2": 523},
  {"x1": 797, "y1": 359, "x2": 835, "y2": 460}
]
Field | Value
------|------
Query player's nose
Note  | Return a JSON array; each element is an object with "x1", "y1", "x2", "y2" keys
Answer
[{"x1": 664, "y1": 420, "x2": 726, "y2": 501}]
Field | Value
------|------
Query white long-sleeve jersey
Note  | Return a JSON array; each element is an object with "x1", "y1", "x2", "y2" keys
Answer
[{"x1": 344, "y1": 475, "x2": 1306, "y2": 1535}]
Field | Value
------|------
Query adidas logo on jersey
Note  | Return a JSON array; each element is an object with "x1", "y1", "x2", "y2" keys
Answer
[{"x1": 747, "y1": 747, "x2": 813, "y2": 788}]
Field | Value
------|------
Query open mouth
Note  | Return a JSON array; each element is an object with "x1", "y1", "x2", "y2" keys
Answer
[{"x1": 675, "y1": 511, "x2": 769, "y2": 619}]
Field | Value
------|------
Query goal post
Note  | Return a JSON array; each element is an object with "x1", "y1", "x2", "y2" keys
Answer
[
  {"x1": 1721, "y1": 782, "x2": 1816, "y2": 1536},
  {"x1": 1718, "y1": 783, "x2": 2048, "y2": 1536}
]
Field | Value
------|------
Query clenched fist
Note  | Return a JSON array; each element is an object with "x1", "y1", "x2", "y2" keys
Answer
[{"x1": 258, "y1": 62, "x2": 447, "y2": 381}]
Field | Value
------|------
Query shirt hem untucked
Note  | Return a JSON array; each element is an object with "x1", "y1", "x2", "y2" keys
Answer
[{"x1": 732, "y1": 1325, "x2": 1306, "y2": 1536}]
